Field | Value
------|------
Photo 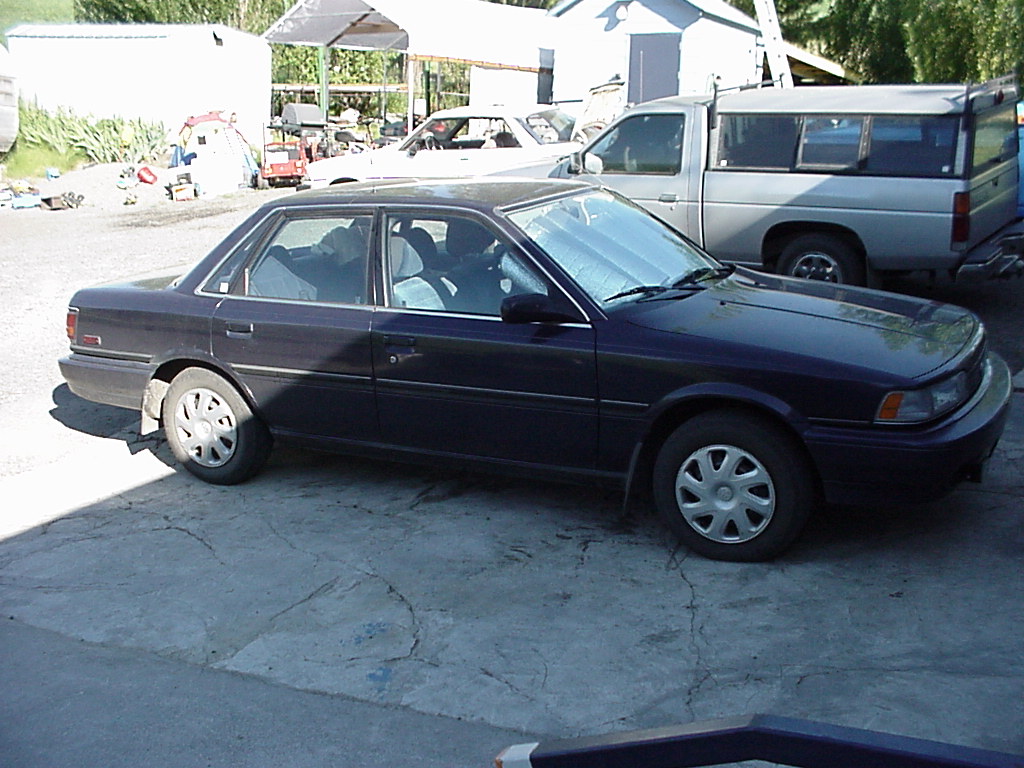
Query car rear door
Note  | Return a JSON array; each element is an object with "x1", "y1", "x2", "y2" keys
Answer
[
  {"x1": 209, "y1": 209, "x2": 379, "y2": 443},
  {"x1": 371, "y1": 210, "x2": 599, "y2": 469}
]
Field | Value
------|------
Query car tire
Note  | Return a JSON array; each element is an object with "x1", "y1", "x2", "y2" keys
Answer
[
  {"x1": 652, "y1": 410, "x2": 816, "y2": 562},
  {"x1": 778, "y1": 233, "x2": 865, "y2": 285},
  {"x1": 162, "y1": 367, "x2": 272, "y2": 485}
]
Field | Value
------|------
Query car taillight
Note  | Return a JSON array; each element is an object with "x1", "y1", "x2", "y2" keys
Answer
[
  {"x1": 66, "y1": 309, "x2": 78, "y2": 342},
  {"x1": 952, "y1": 191, "x2": 970, "y2": 243}
]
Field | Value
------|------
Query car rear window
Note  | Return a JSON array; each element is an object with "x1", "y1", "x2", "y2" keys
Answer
[
  {"x1": 865, "y1": 115, "x2": 958, "y2": 177},
  {"x1": 718, "y1": 112, "x2": 961, "y2": 178},
  {"x1": 971, "y1": 102, "x2": 1017, "y2": 176}
]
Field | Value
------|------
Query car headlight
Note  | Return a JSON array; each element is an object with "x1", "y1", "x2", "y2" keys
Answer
[{"x1": 876, "y1": 371, "x2": 970, "y2": 424}]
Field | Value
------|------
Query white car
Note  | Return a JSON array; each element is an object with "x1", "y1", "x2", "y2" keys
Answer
[{"x1": 304, "y1": 104, "x2": 577, "y2": 188}]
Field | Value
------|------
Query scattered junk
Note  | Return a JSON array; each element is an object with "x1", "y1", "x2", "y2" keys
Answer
[
  {"x1": 260, "y1": 102, "x2": 369, "y2": 187},
  {"x1": 571, "y1": 75, "x2": 627, "y2": 143},
  {"x1": 41, "y1": 191, "x2": 84, "y2": 210},
  {"x1": 3, "y1": 178, "x2": 42, "y2": 209},
  {"x1": 169, "y1": 110, "x2": 260, "y2": 199}
]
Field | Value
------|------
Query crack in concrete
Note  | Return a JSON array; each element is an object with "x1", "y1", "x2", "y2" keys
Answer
[{"x1": 268, "y1": 576, "x2": 346, "y2": 624}]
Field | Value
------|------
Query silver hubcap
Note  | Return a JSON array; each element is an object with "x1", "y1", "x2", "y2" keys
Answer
[
  {"x1": 791, "y1": 251, "x2": 840, "y2": 282},
  {"x1": 674, "y1": 444, "x2": 775, "y2": 544},
  {"x1": 173, "y1": 387, "x2": 237, "y2": 468}
]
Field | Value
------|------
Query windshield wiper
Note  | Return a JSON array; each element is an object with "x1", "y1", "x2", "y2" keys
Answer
[
  {"x1": 671, "y1": 264, "x2": 735, "y2": 288},
  {"x1": 604, "y1": 285, "x2": 669, "y2": 302},
  {"x1": 604, "y1": 266, "x2": 735, "y2": 304}
]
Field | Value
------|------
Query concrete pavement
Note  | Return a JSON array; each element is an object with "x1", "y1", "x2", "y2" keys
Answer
[
  {"x1": 1, "y1": 189, "x2": 1021, "y2": 767},
  {"x1": 1, "y1": 385, "x2": 1022, "y2": 766}
]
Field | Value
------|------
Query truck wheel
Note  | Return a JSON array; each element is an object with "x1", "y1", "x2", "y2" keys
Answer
[
  {"x1": 652, "y1": 411, "x2": 816, "y2": 562},
  {"x1": 778, "y1": 233, "x2": 865, "y2": 285},
  {"x1": 162, "y1": 367, "x2": 271, "y2": 485}
]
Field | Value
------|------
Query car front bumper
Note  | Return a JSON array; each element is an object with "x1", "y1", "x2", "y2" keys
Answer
[{"x1": 805, "y1": 352, "x2": 1013, "y2": 506}]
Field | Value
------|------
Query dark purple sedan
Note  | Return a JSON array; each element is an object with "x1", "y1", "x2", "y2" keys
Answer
[{"x1": 60, "y1": 178, "x2": 1012, "y2": 561}]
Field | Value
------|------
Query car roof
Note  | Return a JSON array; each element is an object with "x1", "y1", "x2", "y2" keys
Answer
[
  {"x1": 637, "y1": 82, "x2": 1015, "y2": 115},
  {"x1": 425, "y1": 104, "x2": 566, "y2": 119},
  {"x1": 269, "y1": 177, "x2": 593, "y2": 213}
]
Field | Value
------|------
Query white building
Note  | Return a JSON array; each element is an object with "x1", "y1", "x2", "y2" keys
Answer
[
  {"x1": 5, "y1": 24, "x2": 271, "y2": 147},
  {"x1": 547, "y1": 0, "x2": 846, "y2": 106},
  {"x1": 0, "y1": 44, "x2": 17, "y2": 153}
]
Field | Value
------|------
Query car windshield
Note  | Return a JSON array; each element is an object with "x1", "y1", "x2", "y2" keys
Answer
[
  {"x1": 518, "y1": 109, "x2": 576, "y2": 144},
  {"x1": 506, "y1": 188, "x2": 718, "y2": 309}
]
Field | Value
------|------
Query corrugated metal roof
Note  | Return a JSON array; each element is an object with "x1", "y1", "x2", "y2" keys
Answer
[{"x1": 549, "y1": 0, "x2": 758, "y2": 32}]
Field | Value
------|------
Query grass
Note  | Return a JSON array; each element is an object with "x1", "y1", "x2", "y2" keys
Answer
[{"x1": 2, "y1": 143, "x2": 85, "y2": 180}]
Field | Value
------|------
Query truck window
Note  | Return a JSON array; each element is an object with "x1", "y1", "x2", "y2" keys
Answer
[
  {"x1": 865, "y1": 115, "x2": 958, "y2": 177},
  {"x1": 798, "y1": 117, "x2": 863, "y2": 169},
  {"x1": 718, "y1": 115, "x2": 799, "y2": 169},
  {"x1": 971, "y1": 103, "x2": 1017, "y2": 176},
  {"x1": 585, "y1": 114, "x2": 684, "y2": 174}
]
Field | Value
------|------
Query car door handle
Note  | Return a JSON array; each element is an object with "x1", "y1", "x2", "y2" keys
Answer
[
  {"x1": 658, "y1": 193, "x2": 678, "y2": 203},
  {"x1": 225, "y1": 322, "x2": 254, "y2": 339},
  {"x1": 383, "y1": 335, "x2": 416, "y2": 364}
]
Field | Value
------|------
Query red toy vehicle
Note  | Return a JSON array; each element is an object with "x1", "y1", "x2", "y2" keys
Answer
[{"x1": 261, "y1": 140, "x2": 306, "y2": 187}]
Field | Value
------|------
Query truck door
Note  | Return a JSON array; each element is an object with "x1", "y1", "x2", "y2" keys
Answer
[{"x1": 567, "y1": 112, "x2": 699, "y2": 239}]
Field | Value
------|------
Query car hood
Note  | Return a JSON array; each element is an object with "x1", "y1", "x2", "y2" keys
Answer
[
  {"x1": 306, "y1": 143, "x2": 577, "y2": 182},
  {"x1": 624, "y1": 269, "x2": 979, "y2": 381}
]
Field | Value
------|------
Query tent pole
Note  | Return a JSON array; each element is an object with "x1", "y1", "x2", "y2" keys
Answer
[
  {"x1": 406, "y1": 55, "x2": 416, "y2": 134},
  {"x1": 318, "y1": 45, "x2": 329, "y2": 120}
]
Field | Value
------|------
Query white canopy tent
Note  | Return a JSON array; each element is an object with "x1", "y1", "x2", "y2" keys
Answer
[{"x1": 263, "y1": 0, "x2": 555, "y2": 126}]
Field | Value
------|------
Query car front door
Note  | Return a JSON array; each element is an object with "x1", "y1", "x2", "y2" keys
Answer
[
  {"x1": 209, "y1": 210, "x2": 379, "y2": 443},
  {"x1": 371, "y1": 211, "x2": 599, "y2": 469}
]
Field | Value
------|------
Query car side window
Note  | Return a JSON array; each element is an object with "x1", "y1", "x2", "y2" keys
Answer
[
  {"x1": 385, "y1": 214, "x2": 548, "y2": 316},
  {"x1": 245, "y1": 215, "x2": 371, "y2": 304},
  {"x1": 585, "y1": 114, "x2": 684, "y2": 174}
]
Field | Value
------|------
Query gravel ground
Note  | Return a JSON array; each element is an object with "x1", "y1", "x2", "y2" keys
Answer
[{"x1": 11, "y1": 161, "x2": 218, "y2": 211}]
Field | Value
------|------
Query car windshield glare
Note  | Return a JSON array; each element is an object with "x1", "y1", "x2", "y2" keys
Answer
[{"x1": 506, "y1": 189, "x2": 716, "y2": 308}]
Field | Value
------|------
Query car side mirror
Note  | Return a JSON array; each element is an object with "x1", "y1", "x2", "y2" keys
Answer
[
  {"x1": 582, "y1": 152, "x2": 604, "y2": 175},
  {"x1": 406, "y1": 141, "x2": 419, "y2": 157},
  {"x1": 500, "y1": 293, "x2": 582, "y2": 324},
  {"x1": 567, "y1": 151, "x2": 583, "y2": 175}
]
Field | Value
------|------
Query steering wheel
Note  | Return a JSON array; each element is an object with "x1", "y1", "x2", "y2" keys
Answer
[{"x1": 423, "y1": 134, "x2": 442, "y2": 151}]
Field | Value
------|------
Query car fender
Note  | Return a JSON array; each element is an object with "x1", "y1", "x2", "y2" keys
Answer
[
  {"x1": 141, "y1": 348, "x2": 254, "y2": 434},
  {"x1": 622, "y1": 381, "x2": 812, "y2": 502}
]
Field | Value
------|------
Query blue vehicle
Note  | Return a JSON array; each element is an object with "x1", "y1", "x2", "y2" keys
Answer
[{"x1": 60, "y1": 178, "x2": 1011, "y2": 561}]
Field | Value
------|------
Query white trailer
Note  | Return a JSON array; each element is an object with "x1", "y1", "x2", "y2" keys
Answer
[
  {"x1": 0, "y1": 45, "x2": 18, "y2": 153},
  {"x1": 5, "y1": 24, "x2": 270, "y2": 148}
]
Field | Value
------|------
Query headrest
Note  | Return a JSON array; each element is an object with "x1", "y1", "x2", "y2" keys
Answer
[
  {"x1": 445, "y1": 218, "x2": 495, "y2": 258},
  {"x1": 390, "y1": 235, "x2": 424, "y2": 278}
]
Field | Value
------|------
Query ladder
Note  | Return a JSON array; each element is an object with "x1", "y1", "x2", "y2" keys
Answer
[{"x1": 753, "y1": 0, "x2": 794, "y2": 87}]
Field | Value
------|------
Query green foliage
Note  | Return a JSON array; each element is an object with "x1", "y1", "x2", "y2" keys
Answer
[
  {"x1": 1, "y1": 0, "x2": 74, "y2": 46},
  {"x1": 73, "y1": 0, "x2": 294, "y2": 32},
  {"x1": 728, "y1": 0, "x2": 1024, "y2": 84},
  {"x1": 2, "y1": 142, "x2": 81, "y2": 178},
  {"x1": 17, "y1": 101, "x2": 167, "y2": 164}
]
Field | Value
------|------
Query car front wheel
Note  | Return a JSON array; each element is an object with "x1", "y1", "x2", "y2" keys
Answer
[
  {"x1": 653, "y1": 411, "x2": 816, "y2": 561},
  {"x1": 162, "y1": 367, "x2": 272, "y2": 485}
]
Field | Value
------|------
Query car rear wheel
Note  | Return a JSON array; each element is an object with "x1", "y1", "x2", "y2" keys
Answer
[
  {"x1": 778, "y1": 233, "x2": 865, "y2": 285},
  {"x1": 652, "y1": 411, "x2": 815, "y2": 561},
  {"x1": 162, "y1": 367, "x2": 271, "y2": 485}
]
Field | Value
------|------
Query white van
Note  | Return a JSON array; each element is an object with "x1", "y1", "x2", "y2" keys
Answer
[{"x1": 548, "y1": 77, "x2": 1024, "y2": 285}]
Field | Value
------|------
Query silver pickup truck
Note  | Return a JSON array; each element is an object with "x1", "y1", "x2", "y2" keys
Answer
[{"x1": 544, "y1": 78, "x2": 1024, "y2": 286}]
